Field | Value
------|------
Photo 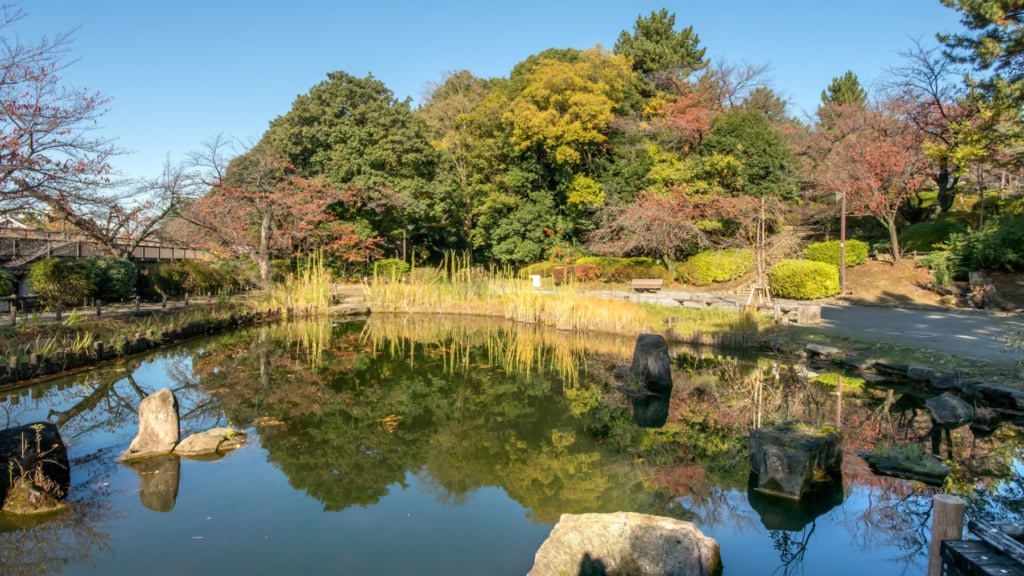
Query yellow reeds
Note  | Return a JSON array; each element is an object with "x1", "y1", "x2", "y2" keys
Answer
[
  {"x1": 365, "y1": 254, "x2": 765, "y2": 343},
  {"x1": 265, "y1": 252, "x2": 333, "y2": 315}
]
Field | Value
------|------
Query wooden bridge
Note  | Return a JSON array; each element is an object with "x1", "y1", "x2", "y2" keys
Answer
[{"x1": 0, "y1": 229, "x2": 203, "y2": 269}]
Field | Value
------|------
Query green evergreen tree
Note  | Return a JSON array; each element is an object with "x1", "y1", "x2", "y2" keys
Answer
[{"x1": 614, "y1": 8, "x2": 707, "y2": 96}]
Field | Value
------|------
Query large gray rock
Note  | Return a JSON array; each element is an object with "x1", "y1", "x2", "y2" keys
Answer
[
  {"x1": 121, "y1": 388, "x2": 180, "y2": 461},
  {"x1": 0, "y1": 422, "x2": 70, "y2": 514},
  {"x1": 749, "y1": 422, "x2": 842, "y2": 500},
  {"x1": 528, "y1": 512, "x2": 722, "y2": 576},
  {"x1": 174, "y1": 427, "x2": 247, "y2": 458},
  {"x1": 629, "y1": 334, "x2": 672, "y2": 393},
  {"x1": 926, "y1": 392, "x2": 973, "y2": 427}
]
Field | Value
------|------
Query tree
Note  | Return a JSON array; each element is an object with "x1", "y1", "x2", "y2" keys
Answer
[
  {"x1": 0, "y1": 5, "x2": 178, "y2": 260},
  {"x1": 820, "y1": 103, "x2": 931, "y2": 263},
  {"x1": 697, "y1": 109, "x2": 796, "y2": 198},
  {"x1": 743, "y1": 86, "x2": 790, "y2": 122},
  {"x1": 818, "y1": 71, "x2": 868, "y2": 131},
  {"x1": 175, "y1": 146, "x2": 376, "y2": 287},
  {"x1": 261, "y1": 71, "x2": 438, "y2": 259},
  {"x1": 588, "y1": 188, "x2": 757, "y2": 277},
  {"x1": 821, "y1": 70, "x2": 869, "y2": 107},
  {"x1": 503, "y1": 47, "x2": 633, "y2": 168},
  {"x1": 940, "y1": 0, "x2": 1024, "y2": 102},
  {"x1": 614, "y1": 8, "x2": 707, "y2": 96},
  {"x1": 885, "y1": 39, "x2": 971, "y2": 216}
]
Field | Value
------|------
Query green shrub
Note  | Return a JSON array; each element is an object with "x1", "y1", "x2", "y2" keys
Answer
[
  {"x1": 91, "y1": 257, "x2": 137, "y2": 302},
  {"x1": 936, "y1": 210, "x2": 977, "y2": 230},
  {"x1": 519, "y1": 261, "x2": 557, "y2": 278},
  {"x1": 900, "y1": 220, "x2": 967, "y2": 252},
  {"x1": 0, "y1": 268, "x2": 15, "y2": 296},
  {"x1": 677, "y1": 248, "x2": 754, "y2": 286},
  {"x1": 767, "y1": 259, "x2": 840, "y2": 300},
  {"x1": 28, "y1": 258, "x2": 96, "y2": 307},
  {"x1": 916, "y1": 251, "x2": 957, "y2": 286},
  {"x1": 373, "y1": 258, "x2": 410, "y2": 279},
  {"x1": 803, "y1": 239, "x2": 869, "y2": 268},
  {"x1": 949, "y1": 214, "x2": 1024, "y2": 272}
]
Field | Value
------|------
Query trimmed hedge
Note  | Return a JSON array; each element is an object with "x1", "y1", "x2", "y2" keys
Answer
[
  {"x1": 768, "y1": 259, "x2": 840, "y2": 300},
  {"x1": 677, "y1": 248, "x2": 754, "y2": 286},
  {"x1": 803, "y1": 239, "x2": 869, "y2": 268},
  {"x1": 92, "y1": 257, "x2": 137, "y2": 302},
  {"x1": 28, "y1": 258, "x2": 97, "y2": 307},
  {"x1": 901, "y1": 220, "x2": 967, "y2": 252}
]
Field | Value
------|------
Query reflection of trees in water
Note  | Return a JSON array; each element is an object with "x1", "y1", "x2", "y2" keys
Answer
[
  {"x1": 0, "y1": 447, "x2": 120, "y2": 576},
  {"x1": 833, "y1": 480, "x2": 931, "y2": 575},
  {"x1": 769, "y1": 522, "x2": 815, "y2": 576}
]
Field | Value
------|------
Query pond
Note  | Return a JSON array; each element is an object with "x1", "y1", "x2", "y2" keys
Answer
[{"x1": 1, "y1": 314, "x2": 1023, "y2": 576}]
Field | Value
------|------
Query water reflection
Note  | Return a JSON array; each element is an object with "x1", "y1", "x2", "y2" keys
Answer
[{"x1": 0, "y1": 316, "x2": 1022, "y2": 575}]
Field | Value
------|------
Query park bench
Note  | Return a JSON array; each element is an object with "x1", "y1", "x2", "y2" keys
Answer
[{"x1": 630, "y1": 278, "x2": 664, "y2": 293}]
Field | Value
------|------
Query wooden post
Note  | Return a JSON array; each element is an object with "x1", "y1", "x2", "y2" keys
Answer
[
  {"x1": 55, "y1": 302, "x2": 62, "y2": 322},
  {"x1": 96, "y1": 299, "x2": 102, "y2": 317},
  {"x1": 928, "y1": 494, "x2": 966, "y2": 576}
]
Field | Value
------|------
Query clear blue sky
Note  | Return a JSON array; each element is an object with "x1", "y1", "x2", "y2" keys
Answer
[{"x1": 16, "y1": 0, "x2": 965, "y2": 184}]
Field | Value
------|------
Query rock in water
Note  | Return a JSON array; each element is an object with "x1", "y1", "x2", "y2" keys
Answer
[
  {"x1": 528, "y1": 512, "x2": 722, "y2": 576},
  {"x1": 629, "y1": 334, "x2": 673, "y2": 392},
  {"x1": 121, "y1": 388, "x2": 180, "y2": 461},
  {"x1": 174, "y1": 427, "x2": 248, "y2": 458},
  {"x1": 749, "y1": 422, "x2": 842, "y2": 499},
  {"x1": 0, "y1": 422, "x2": 70, "y2": 514}
]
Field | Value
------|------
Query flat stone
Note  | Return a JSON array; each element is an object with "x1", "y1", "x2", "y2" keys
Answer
[
  {"x1": 174, "y1": 427, "x2": 247, "y2": 458},
  {"x1": 528, "y1": 512, "x2": 721, "y2": 576},
  {"x1": 805, "y1": 344, "x2": 841, "y2": 358},
  {"x1": 907, "y1": 366, "x2": 938, "y2": 382}
]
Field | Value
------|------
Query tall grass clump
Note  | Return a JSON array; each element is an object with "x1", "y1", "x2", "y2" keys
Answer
[
  {"x1": 366, "y1": 251, "x2": 767, "y2": 340},
  {"x1": 266, "y1": 252, "x2": 333, "y2": 315}
]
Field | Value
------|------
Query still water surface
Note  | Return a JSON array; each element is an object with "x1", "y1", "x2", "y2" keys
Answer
[{"x1": 1, "y1": 315, "x2": 1022, "y2": 575}]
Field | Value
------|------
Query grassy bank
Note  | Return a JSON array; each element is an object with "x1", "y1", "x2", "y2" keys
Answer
[{"x1": 364, "y1": 258, "x2": 766, "y2": 343}]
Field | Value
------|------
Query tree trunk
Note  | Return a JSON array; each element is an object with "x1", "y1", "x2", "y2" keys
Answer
[{"x1": 257, "y1": 209, "x2": 274, "y2": 288}]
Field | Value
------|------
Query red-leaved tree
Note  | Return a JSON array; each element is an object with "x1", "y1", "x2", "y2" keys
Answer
[
  {"x1": 589, "y1": 188, "x2": 759, "y2": 277},
  {"x1": 175, "y1": 147, "x2": 380, "y2": 286},
  {"x1": 820, "y1": 103, "x2": 930, "y2": 263}
]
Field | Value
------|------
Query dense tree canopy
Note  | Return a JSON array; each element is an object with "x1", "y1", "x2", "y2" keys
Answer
[{"x1": 12, "y1": 5, "x2": 1024, "y2": 279}]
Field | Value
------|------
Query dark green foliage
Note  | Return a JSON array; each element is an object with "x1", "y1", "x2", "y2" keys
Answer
[
  {"x1": 28, "y1": 258, "x2": 96, "y2": 307},
  {"x1": 0, "y1": 268, "x2": 15, "y2": 296},
  {"x1": 677, "y1": 249, "x2": 753, "y2": 286},
  {"x1": 768, "y1": 259, "x2": 840, "y2": 300},
  {"x1": 475, "y1": 191, "x2": 560, "y2": 265},
  {"x1": 820, "y1": 70, "x2": 867, "y2": 107},
  {"x1": 697, "y1": 109, "x2": 795, "y2": 198},
  {"x1": 613, "y1": 8, "x2": 707, "y2": 96},
  {"x1": 372, "y1": 258, "x2": 410, "y2": 279},
  {"x1": 803, "y1": 239, "x2": 869, "y2": 268},
  {"x1": 152, "y1": 261, "x2": 228, "y2": 297},
  {"x1": 900, "y1": 220, "x2": 967, "y2": 252},
  {"x1": 916, "y1": 251, "x2": 957, "y2": 286},
  {"x1": 91, "y1": 257, "x2": 136, "y2": 302},
  {"x1": 947, "y1": 214, "x2": 1024, "y2": 272}
]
